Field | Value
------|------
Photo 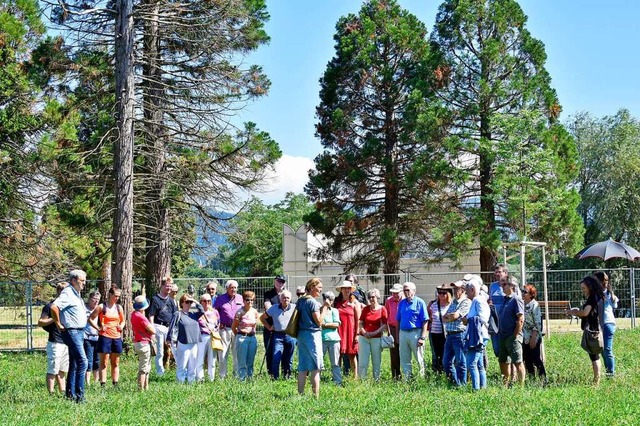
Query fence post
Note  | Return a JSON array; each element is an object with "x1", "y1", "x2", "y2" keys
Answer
[
  {"x1": 631, "y1": 268, "x2": 636, "y2": 329},
  {"x1": 26, "y1": 281, "x2": 33, "y2": 351}
]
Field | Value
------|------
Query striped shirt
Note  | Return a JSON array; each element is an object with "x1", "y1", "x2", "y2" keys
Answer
[{"x1": 444, "y1": 297, "x2": 470, "y2": 334}]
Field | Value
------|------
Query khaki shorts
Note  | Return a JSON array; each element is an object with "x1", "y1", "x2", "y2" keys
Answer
[
  {"x1": 498, "y1": 334, "x2": 523, "y2": 364},
  {"x1": 134, "y1": 341, "x2": 152, "y2": 374},
  {"x1": 46, "y1": 341, "x2": 69, "y2": 375}
]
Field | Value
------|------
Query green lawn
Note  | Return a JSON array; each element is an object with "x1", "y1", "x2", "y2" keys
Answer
[{"x1": 1, "y1": 329, "x2": 639, "y2": 425}]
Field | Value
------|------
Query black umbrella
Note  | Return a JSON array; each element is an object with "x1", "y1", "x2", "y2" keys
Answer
[{"x1": 576, "y1": 238, "x2": 640, "y2": 261}]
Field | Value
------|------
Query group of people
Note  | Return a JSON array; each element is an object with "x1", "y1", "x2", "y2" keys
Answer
[{"x1": 40, "y1": 267, "x2": 619, "y2": 402}]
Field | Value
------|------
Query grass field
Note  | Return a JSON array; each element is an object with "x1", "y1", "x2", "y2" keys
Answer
[{"x1": 1, "y1": 329, "x2": 639, "y2": 425}]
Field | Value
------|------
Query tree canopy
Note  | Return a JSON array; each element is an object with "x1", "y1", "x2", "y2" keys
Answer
[
  {"x1": 430, "y1": 0, "x2": 583, "y2": 270},
  {"x1": 305, "y1": 0, "x2": 458, "y2": 281}
]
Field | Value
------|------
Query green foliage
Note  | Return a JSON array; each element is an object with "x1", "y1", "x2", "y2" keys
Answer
[
  {"x1": 223, "y1": 193, "x2": 313, "y2": 276},
  {"x1": 570, "y1": 109, "x2": 640, "y2": 250},
  {"x1": 1, "y1": 329, "x2": 640, "y2": 423},
  {"x1": 306, "y1": 0, "x2": 457, "y2": 277},
  {"x1": 430, "y1": 0, "x2": 584, "y2": 269}
]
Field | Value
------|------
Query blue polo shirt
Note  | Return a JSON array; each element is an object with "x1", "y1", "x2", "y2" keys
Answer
[{"x1": 396, "y1": 296, "x2": 429, "y2": 331}]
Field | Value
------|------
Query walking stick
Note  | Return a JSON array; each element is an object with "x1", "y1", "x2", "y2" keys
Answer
[{"x1": 259, "y1": 331, "x2": 272, "y2": 376}]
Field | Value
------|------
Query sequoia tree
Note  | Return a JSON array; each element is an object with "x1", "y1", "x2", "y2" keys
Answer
[
  {"x1": 430, "y1": 0, "x2": 583, "y2": 271},
  {"x1": 305, "y1": 0, "x2": 458, "y2": 286}
]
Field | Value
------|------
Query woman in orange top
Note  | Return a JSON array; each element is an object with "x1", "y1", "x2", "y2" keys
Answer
[{"x1": 89, "y1": 285, "x2": 125, "y2": 386}]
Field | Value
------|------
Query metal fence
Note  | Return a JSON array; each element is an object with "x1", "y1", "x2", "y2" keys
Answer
[{"x1": 2, "y1": 268, "x2": 638, "y2": 351}]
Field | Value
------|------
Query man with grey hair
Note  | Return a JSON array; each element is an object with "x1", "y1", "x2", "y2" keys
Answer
[
  {"x1": 50, "y1": 270, "x2": 88, "y2": 403},
  {"x1": 214, "y1": 279, "x2": 243, "y2": 377},
  {"x1": 396, "y1": 282, "x2": 429, "y2": 379},
  {"x1": 260, "y1": 289, "x2": 296, "y2": 379},
  {"x1": 204, "y1": 280, "x2": 218, "y2": 304}
]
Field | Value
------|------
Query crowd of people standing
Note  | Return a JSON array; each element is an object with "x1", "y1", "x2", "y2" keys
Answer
[{"x1": 40, "y1": 267, "x2": 618, "y2": 401}]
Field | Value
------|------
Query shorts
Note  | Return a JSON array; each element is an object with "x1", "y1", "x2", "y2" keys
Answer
[
  {"x1": 498, "y1": 334, "x2": 523, "y2": 364},
  {"x1": 133, "y1": 342, "x2": 152, "y2": 374},
  {"x1": 46, "y1": 341, "x2": 69, "y2": 375},
  {"x1": 97, "y1": 335, "x2": 123, "y2": 354}
]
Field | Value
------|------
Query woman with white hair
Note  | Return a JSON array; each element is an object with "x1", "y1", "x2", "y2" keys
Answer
[
  {"x1": 463, "y1": 278, "x2": 490, "y2": 390},
  {"x1": 357, "y1": 288, "x2": 388, "y2": 381},
  {"x1": 196, "y1": 293, "x2": 219, "y2": 382}
]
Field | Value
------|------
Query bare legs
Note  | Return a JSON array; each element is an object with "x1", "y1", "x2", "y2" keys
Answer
[
  {"x1": 46, "y1": 372, "x2": 66, "y2": 394},
  {"x1": 500, "y1": 362, "x2": 525, "y2": 386},
  {"x1": 592, "y1": 359, "x2": 601, "y2": 385},
  {"x1": 298, "y1": 370, "x2": 321, "y2": 397},
  {"x1": 99, "y1": 353, "x2": 121, "y2": 385}
]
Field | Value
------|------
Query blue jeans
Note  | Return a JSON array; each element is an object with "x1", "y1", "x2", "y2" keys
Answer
[
  {"x1": 603, "y1": 322, "x2": 616, "y2": 374},
  {"x1": 263, "y1": 329, "x2": 274, "y2": 376},
  {"x1": 466, "y1": 348, "x2": 486, "y2": 390},
  {"x1": 442, "y1": 332, "x2": 466, "y2": 386},
  {"x1": 62, "y1": 329, "x2": 88, "y2": 401},
  {"x1": 271, "y1": 333, "x2": 295, "y2": 379},
  {"x1": 235, "y1": 335, "x2": 257, "y2": 380},
  {"x1": 84, "y1": 339, "x2": 99, "y2": 372}
]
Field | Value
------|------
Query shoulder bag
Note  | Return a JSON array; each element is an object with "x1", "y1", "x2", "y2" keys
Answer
[
  {"x1": 381, "y1": 334, "x2": 395, "y2": 349},
  {"x1": 285, "y1": 296, "x2": 309, "y2": 338}
]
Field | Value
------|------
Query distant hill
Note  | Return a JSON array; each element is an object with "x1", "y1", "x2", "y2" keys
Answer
[{"x1": 192, "y1": 211, "x2": 232, "y2": 266}]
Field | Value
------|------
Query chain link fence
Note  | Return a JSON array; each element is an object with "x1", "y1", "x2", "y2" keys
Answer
[{"x1": 2, "y1": 268, "x2": 638, "y2": 351}]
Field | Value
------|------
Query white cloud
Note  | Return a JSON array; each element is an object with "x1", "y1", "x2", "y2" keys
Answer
[{"x1": 251, "y1": 154, "x2": 315, "y2": 205}]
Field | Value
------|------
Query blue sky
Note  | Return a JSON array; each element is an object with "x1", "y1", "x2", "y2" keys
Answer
[{"x1": 242, "y1": 0, "x2": 640, "y2": 203}]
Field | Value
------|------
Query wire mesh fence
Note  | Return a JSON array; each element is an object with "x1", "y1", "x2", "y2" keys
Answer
[{"x1": 2, "y1": 268, "x2": 638, "y2": 351}]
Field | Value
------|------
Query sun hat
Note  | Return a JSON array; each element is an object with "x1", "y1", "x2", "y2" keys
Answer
[
  {"x1": 133, "y1": 295, "x2": 149, "y2": 311},
  {"x1": 336, "y1": 281, "x2": 356, "y2": 290},
  {"x1": 390, "y1": 283, "x2": 403, "y2": 293}
]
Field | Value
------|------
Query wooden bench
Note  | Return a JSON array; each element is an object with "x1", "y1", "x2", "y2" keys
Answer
[{"x1": 539, "y1": 300, "x2": 577, "y2": 323}]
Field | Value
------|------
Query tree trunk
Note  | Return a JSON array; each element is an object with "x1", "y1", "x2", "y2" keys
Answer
[
  {"x1": 113, "y1": 0, "x2": 135, "y2": 340},
  {"x1": 142, "y1": 0, "x2": 171, "y2": 298},
  {"x1": 99, "y1": 255, "x2": 111, "y2": 297}
]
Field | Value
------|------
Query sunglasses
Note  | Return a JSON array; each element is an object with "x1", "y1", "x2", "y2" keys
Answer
[
  {"x1": 244, "y1": 298, "x2": 254, "y2": 302},
  {"x1": 403, "y1": 289, "x2": 411, "y2": 293},
  {"x1": 437, "y1": 291, "x2": 448, "y2": 295}
]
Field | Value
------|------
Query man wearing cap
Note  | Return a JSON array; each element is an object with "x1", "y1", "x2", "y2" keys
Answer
[
  {"x1": 50, "y1": 270, "x2": 88, "y2": 403},
  {"x1": 213, "y1": 279, "x2": 243, "y2": 378},
  {"x1": 263, "y1": 275, "x2": 287, "y2": 377},
  {"x1": 384, "y1": 283, "x2": 404, "y2": 379},
  {"x1": 148, "y1": 276, "x2": 178, "y2": 376},
  {"x1": 442, "y1": 280, "x2": 471, "y2": 387},
  {"x1": 498, "y1": 275, "x2": 525, "y2": 386},
  {"x1": 395, "y1": 282, "x2": 429, "y2": 379}
]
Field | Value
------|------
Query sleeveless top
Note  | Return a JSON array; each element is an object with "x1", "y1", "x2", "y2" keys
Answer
[
  {"x1": 236, "y1": 308, "x2": 258, "y2": 333},
  {"x1": 99, "y1": 303, "x2": 124, "y2": 339}
]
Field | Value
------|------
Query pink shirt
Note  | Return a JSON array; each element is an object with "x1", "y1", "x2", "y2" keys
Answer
[
  {"x1": 385, "y1": 295, "x2": 402, "y2": 327},
  {"x1": 131, "y1": 311, "x2": 153, "y2": 343}
]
